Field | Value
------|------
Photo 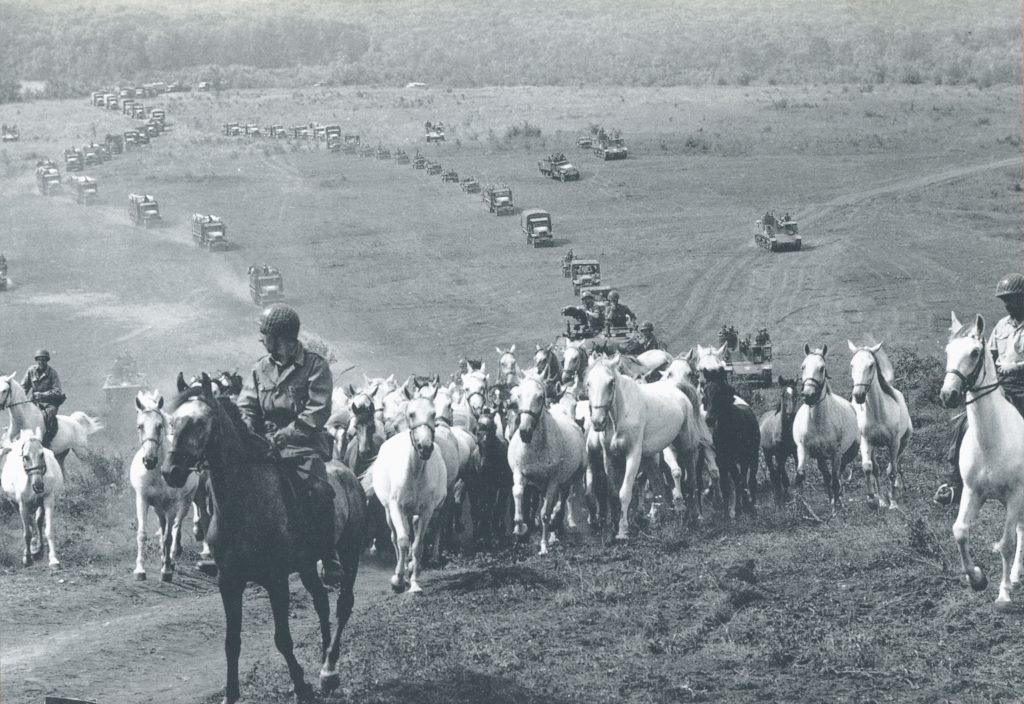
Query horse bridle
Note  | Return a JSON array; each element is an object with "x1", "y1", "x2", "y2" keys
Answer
[
  {"x1": 517, "y1": 377, "x2": 546, "y2": 423},
  {"x1": 589, "y1": 370, "x2": 617, "y2": 417},
  {"x1": 21, "y1": 441, "x2": 47, "y2": 475},
  {"x1": 137, "y1": 408, "x2": 166, "y2": 456},
  {"x1": 801, "y1": 353, "x2": 829, "y2": 406},
  {"x1": 945, "y1": 345, "x2": 1002, "y2": 404},
  {"x1": 0, "y1": 384, "x2": 32, "y2": 411}
]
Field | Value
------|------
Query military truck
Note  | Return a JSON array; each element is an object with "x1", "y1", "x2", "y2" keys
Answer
[
  {"x1": 192, "y1": 213, "x2": 229, "y2": 250},
  {"x1": 425, "y1": 120, "x2": 446, "y2": 142},
  {"x1": 64, "y1": 148, "x2": 84, "y2": 172},
  {"x1": 538, "y1": 153, "x2": 581, "y2": 181},
  {"x1": 1, "y1": 125, "x2": 20, "y2": 142},
  {"x1": 394, "y1": 149, "x2": 410, "y2": 164},
  {"x1": 441, "y1": 169, "x2": 459, "y2": 182},
  {"x1": 376, "y1": 146, "x2": 392, "y2": 160},
  {"x1": 0, "y1": 253, "x2": 8, "y2": 291},
  {"x1": 716, "y1": 325, "x2": 774, "y2": 386},
  {"x1": 35, "y1": 161, "x2": 62, "y2": 195},
  {"x1": 105, "y1": 133, "x2": 124, "y2": 154},
  {"x1": 269, "y1": 125, "x2": 287, "y2": 139},
  {"x1": 521, "y1": 208, "x2": 553, "y2": 247},
  {"x1": 83, "y1": 143, "x2": 101, "y2": 166},
  {"x1": 342, "y1": 134, "x2": 360, "y2": 153},
  {"x1": 249, "y1": 264, "x2": 284, "y2": 305},
  {"x1": 570, "y1": 259, "x2": 601, "y2": 294},
  {"x1": 594, "y1": 129, "x2": 628, "y2": 160},
  {"x1": 223, "y1": 122, "x2": 241, "y2": 137},
  {"x1": 128, "y1": 193, "x2": 161, "y2": 227},
  {"x1": 460, "y1": 176, "x2": 480, "y2": 193},
  {"x1": 483, "y1": 184, "x2": 514, "y2": 215},
  {"x1": 73, "y1": 176, "x2": 99, "y2": 205}
]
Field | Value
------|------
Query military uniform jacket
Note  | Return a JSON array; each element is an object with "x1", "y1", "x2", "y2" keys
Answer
[
  {"x1": 605, "y1": 302, "x2": 636, "y2": 328},
  {"x1": 989, "y1": 315, "x2": 1024, "y2": 375},
  {"x1": 22, "y1": 366, "x2": 65, "y2": 406},
  {"x1": 237, "y1": 343, "x2": 333, "y2": 459}
]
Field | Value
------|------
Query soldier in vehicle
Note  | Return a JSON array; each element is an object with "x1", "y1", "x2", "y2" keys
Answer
[
  {"x1": 22, "y1": 350, "x2": 66, "y2": 447},
  {"x1": 935, "y1": 272, "x2": 1024, "y2": 506},
  {"x1": 604, "y1": 290, "x2": 637, "y2": 330},
  {"x1": 236, "y1": 303, "x2": 343, "y2": 585},
  {"x1": 621, "y1": 321, "x2": 662, "y2": 356},
  {"x1": 562, "y1": 291, "x2": 605, "y2": 335}
]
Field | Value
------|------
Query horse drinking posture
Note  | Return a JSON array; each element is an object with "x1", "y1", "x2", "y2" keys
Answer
[
  {"x1": 793, "y1": 344, "x2": 859, "y2": 510},
  {"x1": 130, "y1": 390, "x2": 198, "y2": 582},
  {"x1": 366, "y1": 397, "x2": 448, "y2": 593},
  {"x1": 1, "y1": 428, "x2": 64, "y2": 567},
  {"x1": 703, "y1": 377, "x2": 760, "y2": 517},
  {"x1": 162, "y1": 375, "x2": 366, "y2": 702},
  {"x1": 508, "y1": 373, "x2": 587, "y2": 554},
  {"x1": 848, "y1": 341, "x2": 913, "y2": 509},
  {"x1": 0, "y1": 371, "x2": 103, "y2": 465},
  {"x1": 941, "y1": 313, "x2": 1024, "y2": 611},
  {"x1": 586, "y1": 355, "x2": 700, "y2": 539},
  {"x1": 759, "y1": 376, "x2": 799, "y2": 507}
]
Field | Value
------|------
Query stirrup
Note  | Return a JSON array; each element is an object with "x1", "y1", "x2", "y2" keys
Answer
[{"x1": 933, "y1": 483, "x2": 959, "y2": 507}]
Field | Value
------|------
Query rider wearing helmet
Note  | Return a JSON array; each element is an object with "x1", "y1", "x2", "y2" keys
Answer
[
  {"x1": 236, "y1": 303, "x2": 343, "y2": 585},
  {"x1": 22, "y1": 350, "x2": 66, "y2": 447},
  {"x1": 562, "y1": 291, "x2": 605, "y2": 335},
  {"x1": 935, "y1": 273, "x2": 1024, "y2": 506},
  {"x1": 621, "y1": 321, "x2": 662, "y2": 356},
  {"x1": 604, "y1": 290, "x2": 637, "y2": 331}
]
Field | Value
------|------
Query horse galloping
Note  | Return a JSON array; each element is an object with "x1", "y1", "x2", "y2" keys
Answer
[
  {"x1": 941, "y1": 312, "x2": 1024, "y2": 611},
  {"x1": 793, "y1": 344, "x2": 859, "y2": 511},
  {"x1": 1, "y1": 428, "x2": 64, "y2": 567},
  {"x1": 130, "y1": 390, "x2": 198, "y2": 582},
  {"x1": 162, "y1": 374, "x2": 366, "y2": 702},
  {"x1": 702, "y1": 377, "x2": 760, "y2": 518},
  {"x1": 759, "y1": 375, "x2": 799, "y2": 508},
  {"x1": 848, "y1": 341, "x2": 913, "y2": 509}
]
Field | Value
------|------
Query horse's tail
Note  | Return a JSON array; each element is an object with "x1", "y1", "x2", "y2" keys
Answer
[{"x1": 67, "y1": 412, "x2": 105, "y2": 441}]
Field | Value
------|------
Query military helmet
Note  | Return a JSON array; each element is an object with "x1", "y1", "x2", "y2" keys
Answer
[
  {"x1": 995, "y1": 273, "x2": 1024, "y2": 299},
  {"x1": 34, "y1": 349, "x2": 51, "y2": 361},
  {"x1": 259, "y1": 303, "x2": 301, "y2": 339},
  {"x1": 608, "y1": 290, "x2": 620, "y2": 302},
  {"x1": 581, "y1": 291, "x2": 595, "y2": 301},
  {"x1": 639, "y1": 321, "x2": 654, "y2": 333}
]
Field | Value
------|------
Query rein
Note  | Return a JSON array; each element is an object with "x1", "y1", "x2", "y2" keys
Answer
[
  {"x1": 946, "y1": 349, "x2": 1002, "y2": 405},
  {"x1": 138, "y1": 408, "x2": 165, "y2": 453}
]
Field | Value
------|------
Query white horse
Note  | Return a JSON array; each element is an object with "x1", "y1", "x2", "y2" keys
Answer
[
  {"x1": 586, "y1": 355, "x2": 700, "y2": 540},
  {"x1": 130, "y1": 390, "x2": 198, "y2": 582},
  {"x1": 425, "y1": 384, "x2": 480, "y2": 545},
  {"x1": 848, "y1": 341, "x2": 913, "y2": 509},
  {"x1": 365, "y1": 397, "x2": 448, "y2": 594},
  {"x1": 496, "y1": 345, "x2": 522, "y2": 387},
  {"x1": 941, "y1": 312, "x2": 1024, "y2": 611},
  {"x1": 0, "y1": 372, "x2": 104, "y2": 465},
  {"x1": 1, "y1": 428, "x2": 64, "y2": 567},
  {"x1": 508, "y1": 374, "x2": 587, "y2": 554},
  {"x1": 793, "y1": 344, "x2": 859, "y2": 510},
  {"x1": 460, "y1": 367, "x2": 490, "y2": 420}
]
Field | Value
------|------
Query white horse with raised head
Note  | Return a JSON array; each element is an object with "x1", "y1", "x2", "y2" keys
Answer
[
  {"x1": 941, "y1": 312, "x2": 1024, "y2": 611},
  {"x1": 586, "y1": 354, "x2": 700, "y2": 539},
  {"x1": 496, "y1": 345, "x2": 522, "y2": 387},
  {"x1": 508, "y1": 373, "x2": 587, "y2": 554},
  {"x1": 460, "y1": 367, "x2": 490, "y2": 421},
  {"x1": 2, "y1": 428, "x2": 64, "y2": 567},
  {"x1": 848, "y1": 340, "x2": 913, "y2": 509},
  {"x1": 130, "y1": 390, "x2": 198, "y2": 582},
  {"x1": 365, "y1": 397, "x2": 448, "y2": 594},
  {"x1": 793, "y1": 344, "x2": 859, "y2": 510},
  {"x1": 0, "y1": 371, "x2": 104, "y2": 465}
]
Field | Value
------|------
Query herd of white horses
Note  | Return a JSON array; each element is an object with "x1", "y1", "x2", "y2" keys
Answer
[{"x1": 1, "y1": 311, "x2": 1022, "y2": 609}]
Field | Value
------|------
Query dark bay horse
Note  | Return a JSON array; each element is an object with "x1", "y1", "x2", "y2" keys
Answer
[
  {"x1": 471, "y1": 409, "x2": 513, "y2": 543},
  {"x1": 162, "y1": 374, "x2": 365, "y2": 703},
  {"x1": 758, "y1": 375, "x2": 799, "y2": 508},
  {"x1": 703, "y1": 378, "x2": 760, "y2": 518}
]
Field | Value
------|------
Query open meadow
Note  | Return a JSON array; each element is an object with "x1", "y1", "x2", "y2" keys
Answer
[{"x1": 1, "y1": 83, "x2": 1022, "y2": 703}]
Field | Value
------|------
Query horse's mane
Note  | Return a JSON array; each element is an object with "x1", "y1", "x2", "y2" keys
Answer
[
  {"x1": 852, "y1": 345, "x2": 899, "y2": 402},
  {"x1": 169, "y1": 387, "x2": 268, "y2": 460}
]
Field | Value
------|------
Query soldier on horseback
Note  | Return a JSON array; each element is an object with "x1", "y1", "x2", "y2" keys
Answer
[
  {"x1": 236, "y1": 303, "x2": 344, "y2": 585},
  {"x1": 22, "y1": 350, "x2": 65, "y2": 447},
  {"x1": 936, "y1": 272, "x2": 1024, "y2": 506}
]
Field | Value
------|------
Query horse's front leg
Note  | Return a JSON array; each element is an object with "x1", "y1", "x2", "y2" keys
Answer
[
  {"x1": 662, "y1": 446, "x2": 684, "y2": 503},
  {"x1": 42, "y1": 499, "x2": 59, "y2": 567},
  {"x1": 385, "y1": 499, "x2": 409, "y2": 593},
  {"x1": 1012, "y1": 522, "x2": 1024, "y2": 587},
  {"x1": 298, "y1": 569, "x2": 332, "y2": 660},
  {"x1": 156, "y1": 509, "x2": 177, "y2": 582},
  {"x1": 511, "y1": 466, "x2": 529, "y2": 539},
  {"x1": 858, "y1": 437, "x2": 882, "y2": 507},
  {"x1": 219, "y1": 576, "x2": 245, "y2": 704},
  {"x1": 764, "y1": 451, "x2": 782, "y2": 509},
  {"x1": 409, "y1": 507, "x2": 435, "y2": 594},
  {"x1": 952, "y1": 487, "x2": 988, "y2": 592},
  {"x1": 266, "y1": 578, "x2": 311, "y2": 701},
  {"x1": 615, "y1": 449, "x2": 643, "y2": 541},
  {"x1": 994, "y1": 506, "x2": 1023, "y2": 612},
  {"x1": 134, "y1": 493, "x2": 149, "y2": 580},
  {"x1": 538, "y1": 482, "x2": 561, "y2": 555},
  {"x1": 19, "y1": 501, "x2": 35, "y2": 567}
]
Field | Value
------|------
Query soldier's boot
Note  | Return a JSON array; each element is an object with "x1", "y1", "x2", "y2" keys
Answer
[
  {"x1": 935, "y1": 414, "x2": 967, "y2": 506},
  {"x1": 313, "y1": 479, "x2": 343, "y2": 586},
  {"x1": 41, "y1": 410, "x2": 59, "y2": 448}
]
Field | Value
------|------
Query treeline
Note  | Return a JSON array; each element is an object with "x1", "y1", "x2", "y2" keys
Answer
[{"x1": 0, "y1": 0, "x2": 1019, "y2": 102}]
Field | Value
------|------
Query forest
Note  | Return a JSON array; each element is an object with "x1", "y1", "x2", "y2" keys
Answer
[{"x1": 0, "y1": 0, "x2": 1019, "y2": 102}]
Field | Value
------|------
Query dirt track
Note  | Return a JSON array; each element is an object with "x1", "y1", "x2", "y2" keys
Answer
[{"x1": 1, "y1": 84, "x2": 1021, "y2": 702}]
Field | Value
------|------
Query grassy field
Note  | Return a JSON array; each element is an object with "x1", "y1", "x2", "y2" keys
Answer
[{"x1": 0, "y1": 83, "x2": 1022, "y2": 702}]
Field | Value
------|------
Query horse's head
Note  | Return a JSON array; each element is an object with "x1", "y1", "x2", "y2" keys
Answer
[
  {"x1": 800, "y1": 343, "x2": 830, "y2": 405},
  {"x1": 701, "y1": 378, "x2": 733, "y2": 428},
  {"x1": 515, "y1": 374, "x2": 547, "y2": 443},
  {"x1": 941, "y1": 312, "x2": 988, "y2": 408},
  {"x1": 0, "y1": 371, "x2": 23, "y2": 410},
  {"x1": 433, "y1": 386, "x2": 454, "y2": 426},
  {"x1": 666, "y1": 356, "x2": 698, "y2": 388},
  {"x1": 164, "y1": 373, "x2": 218, "y2": 488},
  {"x1": 562, "y1": 344, "x2": 587, "y2": 384},
  {"x1": 776, "y1": 375, "x2": 799, "y2": 419},
  {"x1": 475, "y1": 408, "x2": 497, "y2": 444},
  {"x1": 496, "y1": 345, "x2": 519, "y2": 387},
  {"x1": 848, "y1": 340, "x2": 884, "y2": 404},
  {"x1": 461, "y1": 370, "x2": 489, "y2": 417},
  {"x1": 135, "y1": 389, "x2": 167, "y2": 470},
  {"x1": 15, "y1": 428, "x2": 48, "y2": 494},
  {"x1": 696, "y1": 344, "x2": 727, "y2": 378},
  {"x1": 405, "y1": 397, "x2": 436, "y2": 460},
  {"x1": 585, "y1": 356, "x2": 619, "y2": 432}
]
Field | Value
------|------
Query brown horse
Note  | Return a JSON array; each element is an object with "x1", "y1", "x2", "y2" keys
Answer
[
  {"x1": 162, "y1": 374, "x2": 364, "y2": 703},
  {"x1": 758, "y1": 375, "x2": 799, "y2": 507}
]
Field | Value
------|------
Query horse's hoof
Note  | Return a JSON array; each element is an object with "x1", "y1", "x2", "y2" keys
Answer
[
  {"x1": 320, "y1": 672, "x2": 341, "y2": 693},
  {"x1": 968, "y1": 568, "x2": 988, "y2": 592},
  {"x1": 408, "y1": 582, "x2": 423, "y2": 594},
  {"x1": 613, "y1": 535, "x2": 629, "y2": 544},
  {"x1": 161, "y1": 572, "x2": 173, "y2": 583},
  {"x1": 293, "y1": 680, "x2": 315, "y2": 702},
  {"x1": 390, "y1": 575, "x2": 406, "y2": 593},
  {"x1": 135, "y1": 572, "x2": 147, "y2": 581},
  {"x1": 993, "y1": 599, "x2": 1016, "y2": 614},
  {"x1": 22, "y1": 556, "x2": 32, "y2": 567}
]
